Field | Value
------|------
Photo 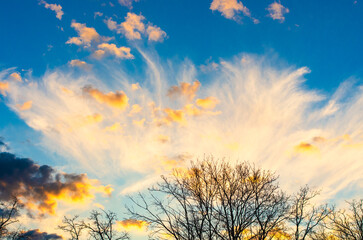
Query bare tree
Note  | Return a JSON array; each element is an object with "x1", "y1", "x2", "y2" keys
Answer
[
  {"x1": 127, "y1": 158, "x2": 290, "y2": 240},
  {"x1": 83, "y1": 210, "x2": 129, "y2": 240},
  {"x1": 327, "y1": 199, "x2": 363, "y2": 240},
  {"x1": 288, "y1": 186, "x2": 331, "y2": 240},
  {"x1": 249, "y1": 168, "x2": 290, "y2": 240},
  {"x1": 0, "y1": 197, "x2": 20, "y2": 238},
  {"x1": 58, "y1": 215, "x2": 84, "y2": 240}
]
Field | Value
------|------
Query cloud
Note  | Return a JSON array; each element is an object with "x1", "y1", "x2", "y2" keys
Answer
[
  {"x1": 0, "y1": 152, "x2": 112, "y2": 215},
  {"x1": 83, "y1": 85, "x2": 129, "y2": 110},
  {"x1": 118, "y1": 0, "x2": 139, "y2": 9},
  {"x1": 116, "y1": 219, "x2": 148, "y2": 231},
  {"x1": 40, "y1": 0, "x2": 64, "y2": 20},
  {"x1": 1, "y1": 53, "x2": 363, "y2": 203},
  {"x1": 196, "y1": 97, "x2": 219, "y2": 109},
  {"x1": 167, "y1": 81, "x2": 201, "y2": 101},
  {"x1": 10, "y1": 72, "x2": 22, "y2": 82},
  {"x1": 69, "y1": 59, "x2": 89, "y2": 69},
  {"x1": 120, "y1": 13, "x2": 145, "y2": 40},
  {"x1": 66, "y1": 22, "x2": 100, "y2": 47},
  {"x1": 146, "y1": 25, "x2": 167, "y2": 42},
  {"x1": 267, "y1": 2, "x2": 289, "y2": 22},
  {"x1": 0, "y1": 81, "x2": 9, "y2": 95},
  {"x1": 17, "y1": 100, "x2": 32, "y2": 111},
  {"x1": 95, "y1": 43, "x2": 134, "y2": 59},
  {"x1": 17, "y1": 229, "x2": 63, "y2": 240},
  {"x1": 106, "y1": 13, "x2": 167, "y2": 42},
  {"x1": 210, "y1": 0, "x2": 251, "y2": 20},
  {"x1": 293, "y1": 142, "x2": 320, "y2": 155}
]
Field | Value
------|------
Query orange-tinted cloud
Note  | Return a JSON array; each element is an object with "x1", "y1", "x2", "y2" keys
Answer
[
  {"x1": 162, "y1": 108, "x2": 186, "y2": 125},
  {"x1": 294, "y1": 142, "x2": 320, "y2": 155},
  {"x1": 69, "y1": 59, "x2": 89, "y2": 68},
  {"x1": 196, "y1": 96, "x2": 219, "y2": 109},
  {"x1": 120, "y1": 13, "x2": 145, "y2": 40},
  {"x1": 146, "y1": 25, "x2": 167, "y2": 42},
  {"x1": 105, "y1": 122, "x2": 122, "y2": 132},
  {"x1": 0, "y1": 82, "x2": 9, "y2": 95},
  {"x1": 267, "y1": 2, "x2": 289, "y2": 23},
  {"x1": 17, "y1": 101, "x2": 32, "y2": 111},
  {"x1": 66, "y1": 22, "x2": 100, "y2": 47},
  {"x1": 83, "y1": 86, "x2": 129, "y2": 110},
  {"x1": 210, "y1": 0, "x2": 251, "y2": 20},
  {"x1": 96, "y1": 43, "x2": 134, "y2": 59},
  {"x1": 167, "y1": 80, "x2": 201, "y2": 101},
  {"x1": 40, "y1": 0, "x2": 64, "y2": 20},
  {"x1": 116, "y1": 219, "x2": 148, "y2": 231},
  {"x1": 10, "y1": 72, "x2": 22, "y2": 82}
]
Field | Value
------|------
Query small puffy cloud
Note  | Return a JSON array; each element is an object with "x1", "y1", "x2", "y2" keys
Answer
[
  {"x1": 133, "y1": 118, "x2": 146, "y2": 127},
  {"x1": 0, "y1": 82, "x2": 9, "y2": 95},
  {"x1": 116, "y1": 219, "x2": 148, "y2": 231},
  {"x1": 69, "y1": 59, "x2": 89, "y2": 69},
  {"x1": 293, "y1": 142, "x2": 320, "y2": 155},
  {"x1": 146, "y1": 25, "x2": 167, "y2": 42},
  {"x1": 40, "y1": 0, "x2": 64, "y2": 20},
  {"x1": 94, "y1": 12, "x2": 103, "y2": 18},
  {"x1": 118, "y1": 0, "x2": 139, "y2": 9},
  {"x1": 17, "y1": 100, "x2": 32, "y2": 111},
  {"x1": 196, "y1": 97, "x2": 219, "y2": 109},
  {"x1": 162, "y1": 108, "x2": 186, "y2": 125},
  {"x1": 16, "y1": 229, "x2": 63, "y2": 240},
  {"x1": 167, "y1": 80, "x2": 201, "y2": 101},
  {"x1": 66, "y1": 22, "x2": 100, "y2": 47},
  {"x1": 131, "y1": 83, "x2": 140, "y2": 90},
  {"x1": 210, "y1": 0, "x2": 251, "y2": 20},
  {"x1": 83, "y1": 86, "x2": 129, "y2": 110},
  {"x1": 96, "y1": 43, "x2": 134, "y2": 59},
  {"x1": 10, "y1": 72, "x2": 22, "y2": 82},
  {"x1": 129, "y1": 104, "x2": 142, "y2": 115},
  {"x1": 105, "y1": 122, "x2": 122, "y2": 132},
  {"x1": 267, "y1": 2, "x2": 289, "y2": 22},
  {"x1": 120, "y1": 13, "x2": 145, "y2": 40},
  {"x1": 107, "y1": 13, "x2": 167, "y2": 42},
  {"x1": 0, "y1": 152, "x2": 112, "y2": 215}
]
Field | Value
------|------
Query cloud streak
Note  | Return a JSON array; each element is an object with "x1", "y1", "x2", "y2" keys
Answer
[{"x1": 1, "y1": 53, "x2": 363, "y2": 202}]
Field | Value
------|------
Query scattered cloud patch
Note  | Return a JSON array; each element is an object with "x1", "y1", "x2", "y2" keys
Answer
[
  {"x1": 210, "y1": 0, "x2": 252, "y2": 21},
  {"x1": 66, "y1": 22, "x2": 100, "y2": 47},
  {"x1": 118, "y1": 0, "x2": 139, "y2": 9},
  {"x1": 0, "y1": 81, "x2": 9, "y2": 95},
  {"x1": 17, "y1": 100, "x2": 32, "y2": 111},
  {"x1": 16, "y1": 229, "x2": 63, "y2": 240},
  {"x1": 96, "y1": 43, "x2": 134, "y2": 59},
  {"x1": 10, "y1": 72, "x2": 22, "y2": 82},
  {"x1": 117, "y1": 219, "x2": 148, "y2": 231},
  {"x1": 39, "y1": 0, "x2": 64, "y2": 20},
  {"x1": 69, "y1": 59, "x2": 88, "y2": 68},
  {"x1": 83, "y1": 85, "x2": 129, "y2": 110},
  {"x1": 267, "y1": 2, "x2": 289, "y2": 22},
  {"x1": 106, "y1": 13, "x2": 167, "y2": 42}
]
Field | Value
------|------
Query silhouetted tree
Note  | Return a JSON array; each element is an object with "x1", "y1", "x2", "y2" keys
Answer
[
  {"x1": 58, "y1": 215, "x2": 84, "y2": 240},
  {"x1": 327, "y1": 199, "x2": 363, "y2": 239},
  {"x1": 83, "y1": 210, "x2": 129, "y2": 240},
  {"x1": 288, "y1": 186, "x2": 331, "y2": 240},
  {"x1": 127, "y1": 158, "x2": 290, "y2": 240},
  {"x1": 0, "y1": 197, "x2": 20, "y2": 238}
]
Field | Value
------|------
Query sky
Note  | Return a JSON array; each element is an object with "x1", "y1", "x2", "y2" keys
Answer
[{"x1": 0, "y1": 0, "x2": 362, "y2": 238}]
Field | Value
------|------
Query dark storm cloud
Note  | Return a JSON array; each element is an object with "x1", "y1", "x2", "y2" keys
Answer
[
  {"x1": 0, "y1": 152, "x2": 94, "y2": 214},
  {"x1": 17, "y1": 229, "x2": 63, "y2": 240}
]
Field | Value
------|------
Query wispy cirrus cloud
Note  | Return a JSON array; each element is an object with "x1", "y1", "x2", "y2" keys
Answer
[{"x1": 1, "y1": 53, "x2": 363, "y2": 203}]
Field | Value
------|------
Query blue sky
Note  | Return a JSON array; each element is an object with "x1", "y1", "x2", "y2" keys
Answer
[{"x1": 0, "y1": 0, "x2": 363, "y2": 238}]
